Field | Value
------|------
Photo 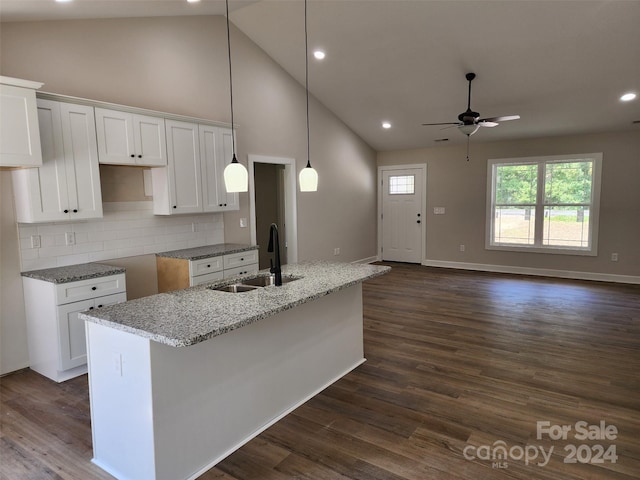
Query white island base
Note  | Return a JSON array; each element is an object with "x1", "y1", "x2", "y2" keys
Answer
[{"x1": 86, "y1": 284, "x2": 364, "y2": 480}]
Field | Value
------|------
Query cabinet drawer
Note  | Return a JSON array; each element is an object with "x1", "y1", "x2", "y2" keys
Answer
[
  {"x1": 190, "y1": 256, "x2": 224, "y2": 277},
  {"x1": 190, "y1": 270, "x2": 224, "y2": 287},
  {"x1": 223, "y1": 250, "x2": 259, "y2": 270},
  {"x1": 223, "y1": 264, "x2": 259, "y2": 279},
  {"x1": 54, "y1": 273, "x2": 126, "y2": 305}
]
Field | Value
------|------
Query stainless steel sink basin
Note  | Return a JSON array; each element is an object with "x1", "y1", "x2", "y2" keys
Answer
[
  {"x1": 241, "y1": 275, "x2": 300, "y2": 287},
  {"x1": 213, "y1": 284, "x2": 261, "y2": 293},
  {"x1": 209, "y1": 274, "x2": 301, "y2": 293}
]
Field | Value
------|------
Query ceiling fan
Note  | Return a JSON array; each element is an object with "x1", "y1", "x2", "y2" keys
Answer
[{"x1": 422, "y1": 72, "x2": 520, "y2": 137}]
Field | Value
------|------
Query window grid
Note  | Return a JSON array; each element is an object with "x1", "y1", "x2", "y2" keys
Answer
[{"x1": 389, "y1": 175, "x2": 415, "y2": 195}]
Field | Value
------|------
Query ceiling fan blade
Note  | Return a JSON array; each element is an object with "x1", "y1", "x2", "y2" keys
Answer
[
  {"x1": 422, "y1": 122, "x2": 460, "y2": 126},
  {"x1": 478, "y1": 121, "x2": 498, "y2": 127},
  {"x1": 440, "y1": 124, "x2": 459, "y2": 130},
  {"x1": 479, "y1": 115, "x2": 520, "y2": 123}
]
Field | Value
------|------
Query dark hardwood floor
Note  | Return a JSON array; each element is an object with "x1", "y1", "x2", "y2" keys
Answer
[{"x1": 2, "y1": 263, "x2": 639, "y2": 479}]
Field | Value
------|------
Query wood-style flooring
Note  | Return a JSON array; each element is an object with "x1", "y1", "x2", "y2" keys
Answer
[{"x1": 2, "y1": 263, "x2": 639, "y2": 479}]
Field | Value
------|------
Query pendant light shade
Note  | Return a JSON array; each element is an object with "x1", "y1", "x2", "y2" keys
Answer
[
  {"x1": 224, "y1": 154, "x2": 248, "y2": 193},
  {"x1": 300, "y1": 0, "x2": 318, "y2": 192},
  {"x1": 223, "y1": 0, "x2": 248, "y2": 193},
  {"x1": 299, "y1": 160, "x2": 318, "y2": 192},
  {"x1": 459, "y1": 124, "x2": 480, "y2": 136}
]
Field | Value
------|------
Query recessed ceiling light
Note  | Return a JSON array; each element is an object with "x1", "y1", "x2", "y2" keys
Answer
[
  {"x1": 55, "y1": 0, "x2": 72, "y2": 3},
  {"x1": 187, "y1": 0, "x2": 201, "y2": 3},
  {"x1": 313, "y1": 50, "x2": 326, "y2": 60},
  {"x1": 382, "y1": 122, "x2": 391, "y2": 129},
  {"x1": 620, "y1": 92, "x2": 637, "y2": 102}
]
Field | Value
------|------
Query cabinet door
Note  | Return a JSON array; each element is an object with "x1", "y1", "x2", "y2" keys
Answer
[
  {"x1": 58, "y1": 292, "x2": 126, "y2": 371},
  {"x1": 0, "y1": 83, "x2": 42, "y2": 167},
  {"x1": 58, "y1": 298, "x2": 94, "y2": 371},
  {"x1": 134, "y1": 114, "x2": 166, "y2": 166},
  {"x1": 13, "y1": 99, "x2": 71, "y2": 222},
  {"x1": 165, "y1": 120, "x2": 202, "y2": 214},
  {"x1": 59, "y1": 102, "x2": 103, "y2": 219},
  {"x1": 199, "y1": 125, "x2": 224, "y2": 212},
  {"x1": 95, "y1": 108, "x2": 135, "y2": 165}
]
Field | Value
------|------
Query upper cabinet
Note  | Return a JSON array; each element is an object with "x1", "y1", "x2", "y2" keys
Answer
[
  {"x1": 200, "y1": 125, "x2": 239, "y2": 212},
  {"x1": 12, "y1": 99, "x2": 103, "y2": 223},
  {"x1": 152, "y1": 121, "x2": 239, "y2": 215},
  {"x1": 0, "y1": 76, "x2": 44, "y2": 167},
  {"x1": 95, "y1": 108, "x2": 167, "y2": 166}
]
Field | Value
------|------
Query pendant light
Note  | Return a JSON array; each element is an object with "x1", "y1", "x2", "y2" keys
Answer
[
  {"x1": 299, "y1": 0, "x2": 318, "y2": 192},
  {"x1": 223, "y1": 0, "x2": 248, "y2": 193}
]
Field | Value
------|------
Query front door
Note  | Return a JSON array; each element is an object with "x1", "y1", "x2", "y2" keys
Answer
[{"x1": 381, "y1": 168, "x2": 424, "y2": 263}]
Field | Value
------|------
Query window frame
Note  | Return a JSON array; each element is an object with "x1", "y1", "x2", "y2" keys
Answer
[{"x1": 486, "y1": 153, "x2": 602, "y2": 256}]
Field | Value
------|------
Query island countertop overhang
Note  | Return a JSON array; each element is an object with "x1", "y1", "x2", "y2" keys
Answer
[{"x1": 79, "y1": 261, "x2": 390, "y2": 347}]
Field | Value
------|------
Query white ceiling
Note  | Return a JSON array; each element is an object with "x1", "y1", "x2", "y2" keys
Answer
[{"x1": 2, "y1": 0, "x2": 639, "y2": 151}]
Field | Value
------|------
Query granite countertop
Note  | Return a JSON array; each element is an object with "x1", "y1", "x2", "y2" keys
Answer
[
  {"x1": 21, "y1": 263, "x2": 125, "y2": 284},
  {"x1": 156, "y1": 243, "x2": 258, "y2": 261},
  {"x1": 80, "y1": 261, "x2": 390, "y2": 347}
]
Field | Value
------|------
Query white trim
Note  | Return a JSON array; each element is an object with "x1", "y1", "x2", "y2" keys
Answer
[
  {"x1": 421, "y1": 259, "x2": 640, "y2": 285},
  {"x1": 486, "y1": 153, "x2": 602, "y2": 256},
  {"x1": 377, "y1": 164, "x2": 427, "y2": 263},
  {"x1": 247, "y1": 154, "x2": 298, "y2": 264},
  {"x1": 351, "y1": 255, "x2": 379, "y2": 265}
]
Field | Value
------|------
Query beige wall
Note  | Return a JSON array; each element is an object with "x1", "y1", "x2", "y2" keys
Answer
[
  {"x1": 378, "y1": 130, "x2": 640, "y2": 277},
  {"x1": 0, "y1": 16, "x2": 377, "y2": 374}
]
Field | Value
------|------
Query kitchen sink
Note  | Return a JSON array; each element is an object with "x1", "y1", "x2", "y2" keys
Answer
[{"x1": 209, "y1": 274, "x2": 301, "y2": 293}]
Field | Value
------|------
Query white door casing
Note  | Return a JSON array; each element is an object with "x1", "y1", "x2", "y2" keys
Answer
[{"x1": 378, "y1": 165, "x2": 426, "y2": 263}]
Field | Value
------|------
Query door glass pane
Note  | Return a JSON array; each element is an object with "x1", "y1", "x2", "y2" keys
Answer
[
  {"x1": 543, "y1": 206, "x2": 590, "y2": 248},
  {"x1": 389, "y1": 175, "x2": 415, "y2": 195},
  {"x1": 494, "y1": 206, "x2": 536, "y2": 245}
]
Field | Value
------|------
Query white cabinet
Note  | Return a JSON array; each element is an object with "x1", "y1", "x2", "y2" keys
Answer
[
  {"x1": 23, "y1": 273, "x2": 127, "y2": 382},
  {"x1": 151, "y1": 120, "x2": 202, "y2": 215},
  {"x1": 152, "y1": 121, "x2": 239, "y2": 215},
  {"x1": 95, "y1": 108, "x2": 166, "y2": 166},
  {"x1": 0, "y1": 76, "x2": 43, "y2": 167},
  {"x1": 11, "y1": 99, "x2": 103, "y2": 223},
  {"x1": 200, "y1": 125, "x2": 239, "y2": 212},
  {"x1": 222, "y1": 249, "x2": 260, "y2": 278}
]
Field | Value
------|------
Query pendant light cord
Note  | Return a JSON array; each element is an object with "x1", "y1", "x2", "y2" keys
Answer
[
  {"x1": 304, "y1": 0, "x2": 311, "y2": 168},
  {"x1": 225, "y1": 0, "x2": 237, "y2": 161}
]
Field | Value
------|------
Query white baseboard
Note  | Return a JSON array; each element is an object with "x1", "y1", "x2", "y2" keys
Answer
[
  {"x1": 421, "y1": 259, "x2": 640, "y2": 285},
  {"x1": 352, "y1": 255, "x2": 379, "y2": 265}
]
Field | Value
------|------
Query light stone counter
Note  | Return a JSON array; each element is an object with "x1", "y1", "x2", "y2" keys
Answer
[{"x1": 80, "y1": 261, "x2": 390, "y2": 347}]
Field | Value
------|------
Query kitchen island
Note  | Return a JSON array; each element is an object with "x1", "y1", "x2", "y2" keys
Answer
[{"x1": 80, "y1": 261, "x2": 389, "y2": 480}]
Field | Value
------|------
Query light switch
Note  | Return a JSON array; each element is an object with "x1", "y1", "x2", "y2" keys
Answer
[
  {"x1": 433, "y1": 207, "x2": 446, "y2": 215},
  {"x1": 240, "y1": 218, "x2": 247, "y2": 228}
]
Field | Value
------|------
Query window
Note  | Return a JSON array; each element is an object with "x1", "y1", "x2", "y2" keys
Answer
[
  {"x1": 389, "y1": 175, "x2": 415, "y2": 195},
  {"x1": 487, "y1": 153, "x2": 602, "y2": 255}
]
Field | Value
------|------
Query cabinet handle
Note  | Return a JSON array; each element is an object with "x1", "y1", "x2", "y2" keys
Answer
[
  {"x1": 240, "y1": 258, "x2": 244, "y2": 261},
  {"x1": 219, "y1": 204, "x2": 222, "y2": 207},
  {"x1": 89, "y1": 306, "x2": 94, "y2": 310},
  {"x1": 91, "y1": 286, "x2": 97, "y2": 291},
  {"x1": 130, "y1": 154, "x2": 135, "y2": 158},
  {"x1": 138, "y1": 155, "x2": 142, "y2": 158},
  {"x1": 173, "y1": 205, "x2": 177, "y2": 209},
  {"x1": 64, "y1": 209, "x2": 69, "y2": 213},
  {"x1": 73, "y1": 209, "x2": 78, "y2": 213},
  {"x1": 207, "y1": 264, "x2": 211, "y2": 268},
  {"x1": 97, "y1": 304, "x2": 103, "y2": 308},
  {"x1": 224, "y1": 203, "x2": 227, "y2": 206}
]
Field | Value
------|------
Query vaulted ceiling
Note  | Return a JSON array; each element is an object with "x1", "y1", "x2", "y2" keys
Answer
[{"x1": 2, "y1": 0, "x2": 639, "y2": 151}]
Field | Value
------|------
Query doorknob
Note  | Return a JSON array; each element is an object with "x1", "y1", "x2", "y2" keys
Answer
[{"x1": 417, "y1": 220, "x2": 421, "y2": 224}]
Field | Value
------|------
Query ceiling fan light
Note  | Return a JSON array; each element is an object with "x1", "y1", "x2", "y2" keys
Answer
[
  {"x1": 224, "y1": 157, "x2": 249, "y2": 193},
  {"x1": 459, "y1": 124, "x2": 480, "y2": 136}
]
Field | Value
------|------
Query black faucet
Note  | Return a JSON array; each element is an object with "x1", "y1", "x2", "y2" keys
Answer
[{"x1": 267, "y1": 223, "x2": 282, "y2": 286}]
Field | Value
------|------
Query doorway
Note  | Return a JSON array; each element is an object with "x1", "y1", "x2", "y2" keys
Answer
[
  {"x1": 248, "y1": 155, "x2": 298, "y2": 268},
  {"x1": 378, "y1": 164, "x2": 426, "y2": 263}
]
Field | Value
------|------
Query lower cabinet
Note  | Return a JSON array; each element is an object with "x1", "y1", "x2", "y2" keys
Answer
[
  {"x1": 23, "y1": 273, "x2": 126, "y2": 382},
  {"x1": 156, "y1": 250, "x2": 259, "y2": 293}
]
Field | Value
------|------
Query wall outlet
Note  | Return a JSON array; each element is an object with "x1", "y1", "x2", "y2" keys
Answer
[
  {"x1": 459, "y1": 244, "x2": 465, "y2": 252},
  {"x1": 240, "y1": 218, "x2": 247, "y2": 228},
  {"x1": 65, "y1": 232, "x2": 75, "y2": 246},
  {"x1": 334, "y1": 247, "x2": 340, "y2": 256},
  {"x1": 611, "y1": 253, "x2": 619, "y2": 262},
  {"x1": 31, "y1": 235, "x2": 41, "y2": 248}
]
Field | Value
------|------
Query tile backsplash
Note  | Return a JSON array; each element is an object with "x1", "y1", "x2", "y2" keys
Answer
[{"x1": 18, "y1": 202, "x2": 224, "y2": 272}]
